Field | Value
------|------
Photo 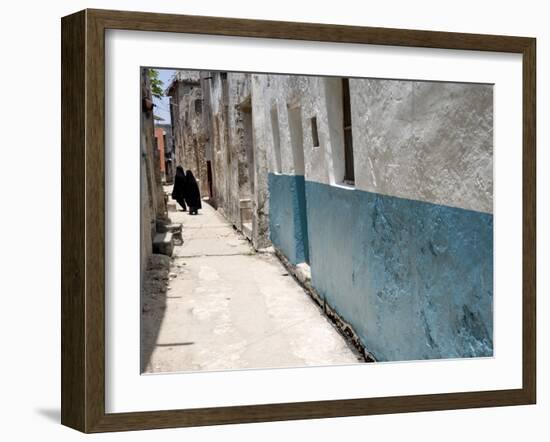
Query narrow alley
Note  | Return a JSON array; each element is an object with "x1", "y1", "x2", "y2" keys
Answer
[{"x1": 141, "y1": 193, "x2": 362, "y2": 373}]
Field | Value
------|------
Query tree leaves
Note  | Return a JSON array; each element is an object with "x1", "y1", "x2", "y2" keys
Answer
[{"x1": 148, "y1": 69, "x2": 164, "y2": 98}]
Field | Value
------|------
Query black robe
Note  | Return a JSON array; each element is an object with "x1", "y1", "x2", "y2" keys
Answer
[
  {"x1": 184, "y1": 170, "x2": 202, "y2": 209},
  {"x1": 172, "y1": 167, "x2": 187, "y2": 210}
]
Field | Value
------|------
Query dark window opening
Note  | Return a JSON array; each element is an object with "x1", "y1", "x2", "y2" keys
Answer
[
  {"x1": 342, "y1": 78, "x2": 354, "y2": 184},
  {"x1": 194, "y1": 99, "x2": 202, "y2": 114},
  {"x1": 310, "y1": 116, "x2": 320, "y2": 147},
  {"x1": 207, "y1": 160, "x2": 213, "y2": 198}
]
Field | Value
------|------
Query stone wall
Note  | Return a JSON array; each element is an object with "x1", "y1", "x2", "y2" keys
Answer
[
  {"x1": 140, "y1": 69, "x2": 168, "y2": 275},
  {"x1": 154, "y1": 126, "x2": 166, "y2": 181},
  {"x1": 156, "y1": 123, "x2": 174, "y2": 183},
  {"x1": 200, "y1": 72, "x2": 270, "y2": 249},
  {"x1": 167, "y1": 71, "x2": 210, "y2": 197},
  {"x1": 262, "y1": 75, "x2": 494, "y2": 361}
]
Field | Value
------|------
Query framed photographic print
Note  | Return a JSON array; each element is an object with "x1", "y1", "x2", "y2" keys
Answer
[{"x1": 61, "y1": 9, "x2": 536, "y2": 433}]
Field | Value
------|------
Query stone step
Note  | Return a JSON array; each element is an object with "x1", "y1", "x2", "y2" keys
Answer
[
  {"x1": 166, "y1": 223, "x2": 183, "y2": 245},
  {"x1": 156, "y1": 219, "x2": 183, "y2": 244},
  {"x1": 153, "y1": 232, "x2": 174, "y2": 257}
]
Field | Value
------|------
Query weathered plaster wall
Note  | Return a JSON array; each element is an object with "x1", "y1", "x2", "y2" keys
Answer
[
  {"x1": 263, "y1": 74, "x2": 494, "y2": 361},
  {"x1": 248, "y1": 76, "x2": 271, "y2": 249},
  {"x1": 350, "y1": 79, "x2": 493, "y2": 213},
  {"x1": 140, "y1": 69, "x2": 168, "y2": 275},
  {"x1": 264, "y1": 78, "x2": 493, "y2": 212},
  {"x1": 170, "y1": 69, "x2": 494, "y2": 361},
  {"x1": 201, "y1": 72, "x2": 248, "y2": 229},
  {"x1": 168, "y1": 71, "x2": 210, "y2": 197},
  {"x1": 201, "y1": 72, "x2": 227, "y2": 210},
  {"x1": 305, "y1": 181, "x2": 493, "y2": 360},
  {"x1": 268, "y1": 174, "x2": 309, "y2": 265},
  {"x1": 200, "y1": 72, "x2": 271, "y2": 249}
]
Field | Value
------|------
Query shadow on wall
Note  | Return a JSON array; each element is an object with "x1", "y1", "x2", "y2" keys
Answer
[{"x1": 140, "y1": 254, "x2": 171, "y2": 373}]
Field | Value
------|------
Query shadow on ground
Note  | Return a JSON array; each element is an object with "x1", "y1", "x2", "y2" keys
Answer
[
  {"x1": 35, "y1": 408, "x2": 60, "y2": 423},
  {"x1": 140, "y1": 254, "x2": 171, "y2": 373}
]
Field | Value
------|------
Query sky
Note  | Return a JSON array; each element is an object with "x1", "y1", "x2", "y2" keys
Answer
[{"x1": 152, "y1": 68, "x2": 176, "y2": 125}]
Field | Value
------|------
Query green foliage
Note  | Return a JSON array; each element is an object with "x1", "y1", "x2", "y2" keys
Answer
[{"x1": 147, "y1": 69, "x2": 164, "y2": 98}]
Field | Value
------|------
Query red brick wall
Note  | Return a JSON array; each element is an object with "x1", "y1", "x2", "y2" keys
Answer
[{"x1": 154, "y1": 127, "x2": 166, "y2": 173}]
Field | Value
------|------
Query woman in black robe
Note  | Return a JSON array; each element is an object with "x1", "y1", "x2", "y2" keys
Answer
[
  {"x1": 184, "y1": 170, "x2": 202, "y2": 215},
  {"x1": 171, "y1": 166, "x2": 187, "y2": 211}
]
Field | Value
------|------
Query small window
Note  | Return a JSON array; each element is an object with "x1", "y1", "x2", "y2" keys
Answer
[
  {"x1": 310, "y1": 116, "x2": 320, "y2": 147},
  {"x1": 342, "y1": 78, "x2": 355, "y2": 183},
  {"x1": 220, "y1": 72, "x2": 228, "y2": 80},
  {"x1": 194, "y1": 99, "x2": 202, "y2": 114}
]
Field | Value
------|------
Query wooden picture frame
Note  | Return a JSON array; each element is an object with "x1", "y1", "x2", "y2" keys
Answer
[{"x1": 61, "y1": 8, "x2": 536, "y2": 433}]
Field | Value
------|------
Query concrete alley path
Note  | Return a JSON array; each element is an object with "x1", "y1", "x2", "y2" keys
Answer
[{"x1": 142, "y1": 197, "x2": 361, "y2": 373}]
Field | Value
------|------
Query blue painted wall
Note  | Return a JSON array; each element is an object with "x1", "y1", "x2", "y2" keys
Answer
[
  {"x1": 268, "y1": 174, "x2": 310, "y2": 265},
  {"x1": 269, "y1": 174, "x2": 493, "y2": 361},
  {"x1": 304, "y1": 181, "x2": 493, "y2": 361}
]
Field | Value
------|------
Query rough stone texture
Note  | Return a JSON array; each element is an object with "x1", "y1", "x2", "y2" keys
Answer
[
  {"x1": 166, "y1": 71, "x2": 210, "y2": 197},
  {"x1": 305, "y1": 180, "x2": 493, "y2": 361},
  {"x1": 198, "y1": 71, "x2": 272, "y2": 250},
  {"x1": 351, "y1": 79, "x2": 493, "y2": 213},
  {"x1": 140, "y1": 69, "x2": 168, "y2": 275},
  {"x1": 153, "y1": 232, "x2": 174, "y2": 257},
  {"x1": 258, "y1": 76, "x2": 493, "y2": 212}
]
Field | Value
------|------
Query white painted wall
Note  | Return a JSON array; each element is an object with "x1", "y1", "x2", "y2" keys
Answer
[
  {"x1": 257, "y1": 73, "x2": 493, "y2": 213},
  {"x1": 351, "y1": 79, "x2": 493, "y2": 213}
]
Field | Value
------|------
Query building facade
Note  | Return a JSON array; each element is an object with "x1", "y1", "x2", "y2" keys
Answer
[
  {"x1": 170, "y1": 70, "x2": 494, "y2": 362},
  {"x1": 140, "y1": 69, "x2": 169, "y2": 274},
  {"x1": 154, "y1": 123, "x2": 175, "y2": 184},
  {"x1": 197, "y1": 72, "x2": 268, "y2": 245},
  {"x1": 154, "y1": 126, "x2": 166, "y2": 182},
  {"x1": 166, "y1": 71, "x2": 210, "y2": 198}
]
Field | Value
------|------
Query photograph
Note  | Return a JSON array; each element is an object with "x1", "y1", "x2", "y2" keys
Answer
[{"x1": 139, "y1": 67, "x2": 494, "y2": 374}]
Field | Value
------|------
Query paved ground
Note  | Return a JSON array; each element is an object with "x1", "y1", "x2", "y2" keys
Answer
[{"x1": 141, "y1": 193, "x2": 362, "y2": 373}]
